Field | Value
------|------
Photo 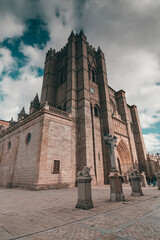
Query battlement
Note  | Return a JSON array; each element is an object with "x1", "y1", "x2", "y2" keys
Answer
[
  {"x1": 87, "y1": 43, "x2": 96, "y2": 57},
  {"x1": 56, "y1": 44, "x2": 68, "y2": 57}
]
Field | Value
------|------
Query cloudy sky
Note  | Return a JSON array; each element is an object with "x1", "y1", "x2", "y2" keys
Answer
[{"x1": 0, "y1": 0, "x2": 160, "y2": 153}]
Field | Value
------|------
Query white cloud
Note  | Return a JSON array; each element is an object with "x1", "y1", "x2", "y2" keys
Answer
[
  {"x1": 0, "y1": 14, "x2": 24, "y2": 41},
  {"x1": 105, "y1": 49, "x2": 160, "y2": 129},
  {"x1": 20, "y1": 43, "x2": 44, "y2": 68},
  {"x1": 38, "y1": 0, "x2": 74, "y2": 50},
  {"x1": 0, "y1": 47, "x2": 15, "y2": 74},
  {"x1": 143, "y1": 133, "x2": 160, "y2": 153},
  {"x1": 140, "y1": 113, "x2": 160, "y2": 129},
  {"x1": 0, "y1": 66, "x2": 42, "y2": 120}
]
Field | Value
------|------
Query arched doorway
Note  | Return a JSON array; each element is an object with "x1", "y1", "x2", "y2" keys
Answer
[{"x1": 117, "y1": 139, "x2": 133, "y2": 174}]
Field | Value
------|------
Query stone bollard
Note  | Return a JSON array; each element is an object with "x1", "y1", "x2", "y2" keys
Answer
[
  {"x1": 141, "y1": 172, "x2": 148, "y2": 187},
  {"x1": 123, "y1": 173, "x2": 129, "y2": 184},
  {"x1": 129, "y1": 169, "x2": 143, "y2": 196},
  {"x1": 109, "y1": 171, "x2": 125, "y2": 201},
  {"x1": 76, "y1": 166, "x2": 94, "y2": 210},
  {"x1": 156, "y1": 172, "x2": 160, "y2": 190}
]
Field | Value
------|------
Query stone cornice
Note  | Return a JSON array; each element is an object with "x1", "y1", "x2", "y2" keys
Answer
[{"x1": 0, "y1": 107, "x2": 72, "y2": 139}]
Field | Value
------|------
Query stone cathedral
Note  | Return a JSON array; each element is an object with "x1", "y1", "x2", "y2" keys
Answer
[{"x1": 0, "y1": 31, "x2": 148, "y2": 189}]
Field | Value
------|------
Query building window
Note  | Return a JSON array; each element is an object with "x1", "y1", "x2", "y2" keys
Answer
[
  {"x1": 52, "y1": 160, "x2": 60, "y2": 174},
  {"x1": 26, "y1": 133, "x2": 31, "y2": 144},
  {"x1": 92, "y1": 69, "x2": 96, "y2": 83},
  {"x1": 8, "y1": 141, "x2": 11, "y2": 150},
  {"x1": 98, "y1": 152, "x2": 100, "y2": 160},
  {"x1": 94, "y1": 105, "x2": 99, "y2": 117}
]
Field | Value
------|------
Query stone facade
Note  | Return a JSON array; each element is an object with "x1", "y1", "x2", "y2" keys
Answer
[{"x1": 0, "y1": 31, "x2": 148, "y2": 189}]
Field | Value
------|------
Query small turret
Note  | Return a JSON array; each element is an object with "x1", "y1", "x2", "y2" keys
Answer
[
  {"x1": 9, "y1": 117, "x2": 16, "y2": 127},
  {"x1": 78, "y1": 29, "x2": 87, "y2": 42},
  {"x1": 29, "y1": 94, "x2": 40, "y2": 114},
  {"x1": 18, "y1": 107, "x2": 28, "y2": 121}
]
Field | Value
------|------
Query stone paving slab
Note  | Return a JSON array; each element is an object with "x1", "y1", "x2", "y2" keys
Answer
[
  {"x1": 13, "y1": 197, "x2": 160, "y2": 240},
  {"x1": 0, "y1": 185, "x2": 160, "y2": 240}
]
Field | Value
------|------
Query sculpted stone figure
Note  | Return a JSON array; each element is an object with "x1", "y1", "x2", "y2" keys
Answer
[
  {"x1": 76, "y1": 166, "x2": 93, "y2": 209},
  {"x1": 104, "y1": 134, "x2": 117, "y2": 171},
  {"x1": 77, "y1": 166, "x2": 91, "y2": 177},
  {"x1": 129, "y1": 169, "x2": 139, "y2": 177}
]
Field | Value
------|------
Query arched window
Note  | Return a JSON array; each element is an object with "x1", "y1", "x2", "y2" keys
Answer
[
  {"x1": 8, "y1": 141, "x2": 11, "y2": 150},
  {"x1": 92, "y1": 69, "x2": 95, "y2": 83},
  {"x1": 63, "y1": 102, "x2": 67, "y2": 111},
  {"x1": 26, "y1": 133, "x2": 31, "y2": 144},
  {"x1": 60, "y1": 71, "x2": 63, "y2": 85},
  {"x1": 94, "y1": 105, "x2": 99, "y2": 117}
]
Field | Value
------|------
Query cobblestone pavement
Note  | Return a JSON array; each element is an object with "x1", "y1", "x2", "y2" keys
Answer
[{"x1": 0, "y1": 185, "x2": 160, "y2": 240}]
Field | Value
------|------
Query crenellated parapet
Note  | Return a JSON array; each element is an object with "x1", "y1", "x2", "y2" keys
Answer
[
  {"x1": 45, "y1": 48, "x2": 57, "y2": 62},
  {"x1": 56, "y1": 44, "x2": 68, "y2": 58},
  {"x1": 87, "y1": 43, "x2": 96, "y2": 57}
]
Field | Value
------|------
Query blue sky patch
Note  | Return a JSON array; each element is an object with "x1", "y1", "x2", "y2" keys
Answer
[
  {"x1": 142, "y1": 121, "x2": 160, "y2": 137},
  {"x1": 21, "y1": 18, "x2": 50, "y2": 48},
  {"x1": 0, "y1": 17, "x2": 48, "y2": 81}
]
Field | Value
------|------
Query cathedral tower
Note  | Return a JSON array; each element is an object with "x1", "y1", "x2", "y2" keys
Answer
[{"x1": 40, "y1": 31, "x2": 114, "y2": 184}]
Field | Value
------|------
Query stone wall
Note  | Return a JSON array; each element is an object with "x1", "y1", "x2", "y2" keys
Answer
[
  {"x1": 0, "y1": 108, "x2": 74, "y2": 189},
  {"x1": 0, "y1": 114, "x2": 42, "y2": 188},
  {"x1": 36, "y1": 112, "x2": 74, "y2": 188}
]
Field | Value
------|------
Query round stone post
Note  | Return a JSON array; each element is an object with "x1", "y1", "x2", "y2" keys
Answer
[
  {"x1": 104, "y1": 134, "x2": 125, "y2": 201},
  {"x1": 76, "y1": 166, "x2": 94, "y2": 210},
  {"x1": 129, "y1": 169, "x2": 143, "y2": 196},
  {"x1": 156, "y1": 172, "x2": 160, "y2": 190}
]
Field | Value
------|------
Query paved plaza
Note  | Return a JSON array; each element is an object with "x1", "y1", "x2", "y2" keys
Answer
[{"x1": 0, "y1": 185, "x2": 160, "y2": 240}]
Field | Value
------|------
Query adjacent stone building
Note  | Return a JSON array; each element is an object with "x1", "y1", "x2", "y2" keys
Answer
[
  {"x1": 0, "y1": 31, "x2": 148, "y2": 189},
  {"x1": 0, "y1": 120, "x2": 10, "y2": 133},
  {"x1": 147, "y1": 153, "x2": 160, "y2": 177}
]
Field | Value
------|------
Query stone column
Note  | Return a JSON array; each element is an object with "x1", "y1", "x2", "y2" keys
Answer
[
  {"x1": 141, "y1": 172, "x2": 148, "y2": 187},
  {"x1": 76, "y1": 166, "x2": 94, "y2": 210},
  {"x1": 156, "y1": 172, "x2": 160, "y2": 190},
  {"x1": 104, "y1": 134, "x2": 125, "y2": 201},
  {"x1": 129, "y1": 169, "x2": 143, "y2": 196}
]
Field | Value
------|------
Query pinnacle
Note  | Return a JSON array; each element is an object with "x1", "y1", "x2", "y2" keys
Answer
[{"x1": 79, "y1": 29, "x2": 85, "y2": 36}]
